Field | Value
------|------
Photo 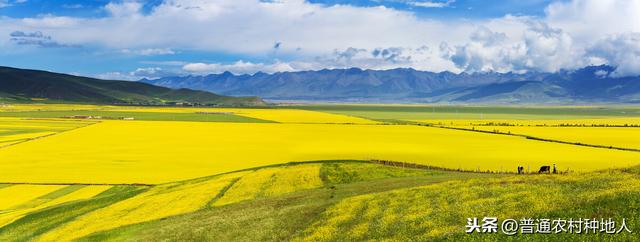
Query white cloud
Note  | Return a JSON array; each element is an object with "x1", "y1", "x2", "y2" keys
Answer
[
  {"x1": 1, "y1": 0, "x2": 639, "y2": 76},
  {"x1": 132, "y1": 67, "x2": 162, "y2": 75},
  {"x1": 120, "y1": 48, "x2": 176, "y2": 56},
  {"x1": 588, "y1": 33, "x2": 640, "y2": 77},
  {"x1": 545, "y1": 0, "x2": 640, "y2": 41},
  {"x1": 446, "y1": 20, "x2": 582, "y2": 73},
  {"x1": 182, "y1": 60, "x2": 295, "y2": 74},
  {"x1": 104, "y1": 1, "x2": 143, "y2": 17},
  {"x1": 94, "y1": 71, "x2": 138, "y2": 81},
  {"x1": 0, "y1": 0, "x2": 470, "y2": 55},
  {"x1": 409, "y1": 0, "x2": 455, "y2": 8},
  {"x1": 93, "y1": 67, "x2": 173, "y2": 80}
]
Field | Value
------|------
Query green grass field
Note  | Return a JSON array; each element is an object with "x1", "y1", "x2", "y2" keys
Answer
[{"x1": 296, "y1": 104, "x2": 640, "y2": 120}]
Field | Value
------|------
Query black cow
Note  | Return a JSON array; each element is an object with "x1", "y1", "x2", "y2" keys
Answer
[{"x1": 538, "y1": 166, "x2": 551, "y2": 174}]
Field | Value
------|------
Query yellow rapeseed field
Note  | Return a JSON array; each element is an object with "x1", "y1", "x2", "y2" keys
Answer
[
  {"x1": 39, "y1": 185, "x2": 111, "y2": 205},
  {"x1": 0, "y1": 118, "x2": 93, "y2": 147},
  {"x1": 0, "y1": 185, "x2": 65, "y2": 210},
  {"x1": 295, "y1": 171, "x2": 640, "y2": 241},
  {"x1": 113, "y1": 107, "x2": 378, "y2": 124},
  {"x1": 0, "y1": 185, "x2": 111, "y2": 227},
  {"x1": 0, "y1": 132, "x2": 55, "y2": 146},
  {"x1": 417, "y1": 117, "x2": 640, "y2": 127},
  {"x1": 0, "y1": 118, "x2": 92, "y2": 131},
  {"x1": 37, "y1": 172, "x2": 246, "y2": 242},
  {"x1": 1, "y1": 121, "x2": 639, "y2": 184},
  {"x1": 464, "y1": 126, "x2": 640, "y2": 150},
  {"x1": 214, "y1": 164, "x2": 323, "y2": 206}
]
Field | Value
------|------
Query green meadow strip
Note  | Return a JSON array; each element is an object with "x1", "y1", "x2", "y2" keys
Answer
[
  {"x1": 0, "y1": 186, "x2": 147, "y2": 241},
  {"x1": 8, "y1": 185, "x2": 86, "y2": 211}
]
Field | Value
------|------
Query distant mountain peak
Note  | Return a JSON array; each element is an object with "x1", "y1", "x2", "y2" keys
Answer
[{"x1": 141, "y1": 65, "x2": 640, "y2": 104}]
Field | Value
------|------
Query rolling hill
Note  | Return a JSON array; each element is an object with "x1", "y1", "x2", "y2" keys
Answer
[
  {"x1": 0, "y1": 66, "x2": 265, "y2": 106},
  {"x1": 142, "y1": 65, "x2": 640, "y2": 104}
]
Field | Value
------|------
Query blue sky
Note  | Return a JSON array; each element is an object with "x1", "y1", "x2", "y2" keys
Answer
[
  {"x1": 0, "y1": 0, "x2": 555, "y2": 18},
  {"x1": 0, "y1": 0, "x2": 638, "y2": 79}
]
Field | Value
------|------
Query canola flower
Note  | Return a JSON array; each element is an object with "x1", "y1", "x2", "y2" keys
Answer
[
  {"x1": 36, "y1": 172, "x2": 247, "y2": 242},
  {"x1": 113, "y1": 107, "x2": 378, "y2": 124},
  {"x1": 213, "y1": 168, "x2": 282, "y2": 206},
  {"x1": 0, "y1": 185, "x2": 111, "y2": 227},
  {"x1": 38, "y1": 185, "x2": 112, "y2": 206},
  {"x1": 417, "y1": 117, "x2": 640, "y2": 127},
  {"x1": 0, "y1": 132, "x2": 55, "y2": 145},
  {"x1": 214, "y1": 164, "x2": 323, "y2": 206},
  {"x1": 464, "y1": 126, "x2": 640, "y2": 150},
  {"x1": 0, "y1": 185, "x2": 66, "y2": 211},
  {"x1": 261, "y1": 164, "x2": 323, "y2": 196},
  {"x1": 0, "y1": 118, "x2": 91, "y2": 131},
  {"x1": 295, "y1": 171, "x2": 640, "y2": 241},
  {"x1": 227, "y1": 108, "x2": 378, "y2": 124},
  {"x1": 300, "y1": 196, "x2": 368, "y2": 241},
  {"x1": 1, "y1": 121, "x2": 640, "y2": 184},
  {"x1": 0, "y1": 118, "x2": 93, "y2": 147}
]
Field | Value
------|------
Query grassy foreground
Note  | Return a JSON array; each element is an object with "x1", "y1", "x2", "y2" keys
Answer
[{"x1": 1, "y1": 161, "x2": 638, "y2": 241}]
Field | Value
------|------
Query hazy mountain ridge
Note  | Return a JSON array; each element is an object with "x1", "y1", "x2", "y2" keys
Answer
[{"x1": 142, "y1": 65, "x2": 640, "y2": 104}]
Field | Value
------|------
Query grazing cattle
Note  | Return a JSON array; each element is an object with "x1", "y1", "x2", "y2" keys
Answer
[
  {"x1": 538, "y1": 166, "x2": 551, "y2": 174},
  {"x1": 517, "y1": 166, "x2": 524, "y2": 174}
]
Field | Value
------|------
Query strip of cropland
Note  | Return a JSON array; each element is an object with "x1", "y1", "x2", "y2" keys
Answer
[
  {"x1": 109, "y1": 107, "x2": 379, "y2": 124},
  {"x1": 0, "y1": 118, "x2": 94, "y2": 147},
  {"x1": 295, "y1": 104, "x2": 640, "y2": 121},
  {"x1": 0, "y1": 119, "x2": 639, "y2": 184},
  {"x1": 0, "y1": 111, "x2": 272, "y2": 123},
  {"x1": 0, "y1": 161, "x2": 638, "y2": 241}
]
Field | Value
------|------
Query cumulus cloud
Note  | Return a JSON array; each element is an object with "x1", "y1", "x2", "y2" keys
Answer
[
  {"x1": 182, "y1": 60, "x2": 295, "y2": 74},
  {"x1": 588, "y1": 33, "x2": 640, "y2": 77},
  {"x1": 0, "y1": 0, "x2": 468, "y2": 54},
  {"x1": 446, "y1": 20, "x2": 584, "y2": 73},
  {"x1": 311, "y1": 47, "x2": 417, "y2": 70},
  {"x1": 545, "y1": 0, "x2": 640, "y2": 41},
  {"x1": 0, "y1": 0, "x2": 639, "y2": 76},
  {"x1": 104, "y1": 1, "x2": 143, "y2": 17},
  {"x1": 94, "y1": 67, "x2": 174, "y2": 80},
  {"x1": 94, "y1": 71, "x2": 139, "y2": 81},
  {"x1": 178, "y1": 45, "x2": 453, "y2": 75}
]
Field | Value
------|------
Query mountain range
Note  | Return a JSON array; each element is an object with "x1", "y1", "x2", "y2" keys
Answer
[
  {"x1": 141, "y1": 65, "x2": 640, "y2": 104},
  {"x1": 0, "y1": 66, "x2": 264, "y2": 106}
]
